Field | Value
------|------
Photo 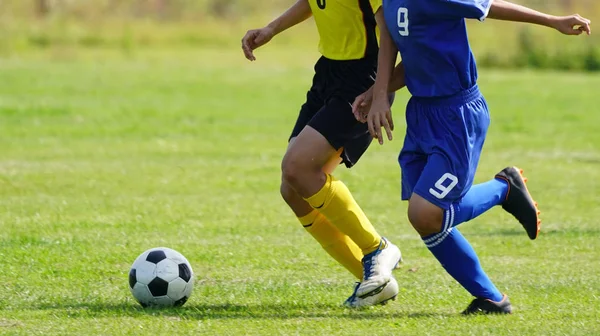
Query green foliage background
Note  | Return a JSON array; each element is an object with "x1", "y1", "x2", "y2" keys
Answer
[{"x1": 1, "y1": 1, "x2": 599, "y2": 69}]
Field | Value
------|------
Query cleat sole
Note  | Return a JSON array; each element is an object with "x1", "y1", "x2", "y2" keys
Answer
[
  {"x1": 514, "y1": 166, "x2": 541, "y2": 240},
  {"x1": 379, "y1": 295, "x2": 397, "y2": 306}
]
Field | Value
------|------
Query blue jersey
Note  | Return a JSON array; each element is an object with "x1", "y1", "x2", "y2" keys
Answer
[{"x1": 383, "y1": 0, "x2": 492, "y2": 97}]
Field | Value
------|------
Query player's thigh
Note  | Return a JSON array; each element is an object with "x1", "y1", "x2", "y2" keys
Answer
[
  {"x1": 308, "y1": 96, "x2": 373, "y2": 168},
  {"x1": 289, "y1": 91, "x2": 322, "y2": 142},
  {"x1": 288, "y1": 136, "x2": 343, "y2": 175},
  {"x1": 284, "y1": 126, "x2": 340, "y2": 174},
  {"x1": 323, "y1": 148, "x2": 343, "y2": 174},
  {"x1": 412, "y1": 152, "x2": 469, "y2": 211},
  {"x1": 412, "y1": 99, "x2": 491, "y2": 210},
  {"x1": 398, "y1": 129, "x2": 427, "y2": 202},
  {"x1": 288, "y1": 59, "x2": 327, "y2": 142}
]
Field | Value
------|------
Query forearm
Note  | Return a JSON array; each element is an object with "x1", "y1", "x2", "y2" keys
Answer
[
  {"x1": 267, "y1": 0, "x2": 312, "y2": 35},
  {"x1": 373, "y1": 16, "x2": 398, "y2": 96},
  {"x1": 487, "y1": 0, "x2": 553, "y2": 28},
  {"x1": 388, "y1": 62, "x2": 405, "y2": 92}
]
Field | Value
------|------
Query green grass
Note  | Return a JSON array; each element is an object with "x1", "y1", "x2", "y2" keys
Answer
[{"x1": 1, "y1": 47, "x2": 600, "y2": 335}]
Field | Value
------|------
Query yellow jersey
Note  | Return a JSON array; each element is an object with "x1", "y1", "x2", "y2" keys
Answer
[{"x1": 308, "y1": 0, "x2": 382, "y2": 61}]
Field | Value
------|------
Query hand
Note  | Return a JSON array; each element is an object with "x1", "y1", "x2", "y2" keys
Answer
[
  {"x1": 367, "y1": 93, "x2": 394, "y2": 145},
  {"x1": 352, "y1": 87, "x2": 374, "y2": 123},
  {"x1": 241, "y1": 27, "x2": 275, "y2": 61},
  {"x1": 551, "y1": 14, "x2": 591, "y2": 35}
]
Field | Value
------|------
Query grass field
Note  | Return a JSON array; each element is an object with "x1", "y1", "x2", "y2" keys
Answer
[{"x1": 1, "y1": 47, "x2": 600, "y2": 335}]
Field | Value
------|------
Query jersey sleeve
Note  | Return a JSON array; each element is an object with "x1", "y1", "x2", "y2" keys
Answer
[
  {"x1": 430, "y1": 0, "x2": 493, "y2": 21},
  {"x1": 370, "y1": 0, "x2": 382, "y2": 13}
]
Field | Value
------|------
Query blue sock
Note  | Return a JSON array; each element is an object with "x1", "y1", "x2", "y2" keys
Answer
[
  {"x1": 451, "y1": 178, "x2": 508, "y2": 227},
  {"x1": 423, "y1": 227, "x2": 503, "y2": 301}
]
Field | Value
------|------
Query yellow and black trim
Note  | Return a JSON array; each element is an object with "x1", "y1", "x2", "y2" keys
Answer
[{"x1": 358, "y1": 0, "x2": 379, "y2": 59}]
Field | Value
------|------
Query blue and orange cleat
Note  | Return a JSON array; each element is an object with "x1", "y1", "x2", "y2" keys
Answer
[{"x1": 495, "y1": 167, "x2": 541, "y2": 240}]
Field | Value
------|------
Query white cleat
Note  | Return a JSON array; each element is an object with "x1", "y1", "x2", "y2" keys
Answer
[
  {"x1": 356, "y1": 237, "x2": 402, "y2": 298},
  {"x1": 344, "y1": 277, "x2": 399, "y2": 308}
]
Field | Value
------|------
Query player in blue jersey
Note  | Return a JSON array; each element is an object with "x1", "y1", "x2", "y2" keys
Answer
[{"x1": 353, "y1": 0, "x2": 591, "y2": 314}]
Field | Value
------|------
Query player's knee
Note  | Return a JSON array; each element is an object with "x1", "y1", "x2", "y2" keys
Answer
[
  {"x1": 408, "y1": 207, "x2": 441, "y2": 237},
  {"x1": 281, "y1": 152, "x2": 318, "y2": 188},
  {"x1": 407, "y1": 197, "x2": 444, "y2": 237},
  {"x1": 279, "y1": 181, "x2": 297, "y2": 205},
  {"x1": 281, "y1": 155, "x2": 302, "y2": 188}
]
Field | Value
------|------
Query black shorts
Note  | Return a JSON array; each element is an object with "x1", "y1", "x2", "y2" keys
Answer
[{"x1": 289, "y1": 56, "x2": 378, "y2": 168}]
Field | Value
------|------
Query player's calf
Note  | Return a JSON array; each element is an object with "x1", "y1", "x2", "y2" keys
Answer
[
  {"x1": 495, "y1": 167, "x2": 541, "y2": 240},
  {"x1": 408, "y1": 193, "x2": 506, "y2": 306}
]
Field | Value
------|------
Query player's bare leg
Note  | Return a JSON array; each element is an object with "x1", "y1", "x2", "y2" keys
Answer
[
  {"x1": 282, "y1": 127, "x2": 340, "y2": 197},
  {"x1": 280, "y1": 137, "x2": 343, "y2": 218},
  {"x1": 282, "y1": 126, "x2": 401, "y2": 302},
  {"x1": 280, "y1": 140, "x2": 364, "y2": 280}
]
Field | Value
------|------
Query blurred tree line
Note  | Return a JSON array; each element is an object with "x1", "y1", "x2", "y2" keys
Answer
[
  {"x1": 13, "y1": 0, "x2": 598, "y2": 20},
  {"x1": 0, "y1": 0, "x2": 598, "y2": 71}
]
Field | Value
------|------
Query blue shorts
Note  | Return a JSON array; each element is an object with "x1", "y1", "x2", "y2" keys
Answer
[{"x1": 399, "y1": 85, "x2": 490, "y2": 210}]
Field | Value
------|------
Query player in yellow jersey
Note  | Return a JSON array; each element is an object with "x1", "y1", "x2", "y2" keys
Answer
[{"x1": 242, "y1": 0, "x2": 403, "y2": 307}]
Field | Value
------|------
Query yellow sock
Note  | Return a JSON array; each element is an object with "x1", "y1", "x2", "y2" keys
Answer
[
  {"x1": 304, "y1": 174, "x2": 382, "y2": 255},
  {"x1": 298, "y1": 210, "x2": 363, "y2": 280}
]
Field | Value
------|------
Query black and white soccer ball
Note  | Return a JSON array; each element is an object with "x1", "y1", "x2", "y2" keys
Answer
[{"x1": 128, "y1": 247, "x2": 194, "y2": 307}]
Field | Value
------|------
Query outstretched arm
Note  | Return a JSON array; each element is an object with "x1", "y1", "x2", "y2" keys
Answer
[
  {"x1": 242, "y1": 0, "x2": 312, "y2": 61},
  {"x1": 265, "y1": 0, "x2": 312, "y2": 36},
  {"x1": 487, "y1": 0, "x2": 591, "y2": 35}
]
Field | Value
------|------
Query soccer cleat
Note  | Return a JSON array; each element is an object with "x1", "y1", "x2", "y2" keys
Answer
[
  {"x1": 461, "y1": 294, "x2": 512, "y2": 315},
  {"x1": 356, "y1": 237, "x2": 402, "y2": 298},
  {"x1": 343, "y1": 282, "x2": 362, "y2": 308},
  {"x1": 495, "y1": 167, "x2": 541, "y2": 240},
  {"x1": 344, "y1": 277, "x2": 399, "y2": 308}
]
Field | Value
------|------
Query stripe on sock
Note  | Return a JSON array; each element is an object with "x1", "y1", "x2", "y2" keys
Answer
[
  {"x1": 423, "y1": 208, "x2": 451, "y2": 244},
  {"x1": 425, "y1": 204, "x2": 455, "y2": 248}
]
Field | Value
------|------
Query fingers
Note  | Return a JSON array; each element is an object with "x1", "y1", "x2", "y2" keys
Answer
[
  {"x1": 241, "y1": 31, "x2": 258, "y2": 61},
  {"x1": 374, "y1": 113, "x2": 383, "y2": 145},
  {"x1": 381, "y1": 115, "x2": 393, "y2": 142},
  {"x1": 353, "y1": 106, "x2": 367, "y2": 123},
  {"x1": 367, "y1": 113, "x2": 377, "y2": 142},
  {"x1": 366, "y1": 99, "x2": 394, "y2": 144},
  {"x1": 368, "y1": 112, "x2": 387, "y2": 145},
  {"x1": 353, "y1": 92, "x2": 374, "y2": 123},
  {"x1": 352, "y1": 107, "x2": 361, "y2": 122},
  {"x1": 358, "y1": 113, "x2": 367, "y2": 123},
  {"x1": 352, "y1": 96, "x2": 364, "y2": 117},
  {"x1": 572, "y1": 15, "x2": 592, "y2": 35},
  {"x1": 579, "y1": 22, "x2": 592, "y2": 35}
]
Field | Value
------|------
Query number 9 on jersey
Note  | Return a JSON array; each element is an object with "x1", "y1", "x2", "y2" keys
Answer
[{"x1": 397, "y1": 7, "x2": 409, "y2": 36}]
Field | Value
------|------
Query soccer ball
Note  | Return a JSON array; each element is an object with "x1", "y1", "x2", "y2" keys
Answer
[{"x1": 128, "y1": 247, "x2": 194, "y2": 307}]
